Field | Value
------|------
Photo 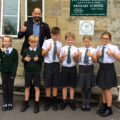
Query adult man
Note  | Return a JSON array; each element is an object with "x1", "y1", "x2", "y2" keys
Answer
[{"x1": 18, "y1": 7, "x2": 51, "y2": 55}]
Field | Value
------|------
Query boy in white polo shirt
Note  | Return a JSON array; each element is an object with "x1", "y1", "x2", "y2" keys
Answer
[
  {"x1": 42, "y1": 27, "x2": 62, "y2": 111},
  {"x1": 59, "y1": 32, "x2": 78, "y2": 111}
]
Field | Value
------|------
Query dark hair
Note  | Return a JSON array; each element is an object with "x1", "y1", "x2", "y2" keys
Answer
[
  {"x1": 101, "y1": 32, "x2": 112, "y2": 40},
  {"x1": 83, "y1": 35, "x2": 92, "y2": 41},
  {"x1": 51, "y1": 27, "x2": 60, "y2": 34}
]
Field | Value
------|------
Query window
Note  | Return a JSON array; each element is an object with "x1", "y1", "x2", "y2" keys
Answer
[
  {"x1": 25, "y1": 0, "x2": 45, "y2": 21},
  {"x1": 0, "y1": 0, "x2": 20, "y2": 37}
]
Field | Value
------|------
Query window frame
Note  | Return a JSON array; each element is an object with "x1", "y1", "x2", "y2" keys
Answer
[
  {"x1": 0, "y1": 0, "x2": 20, "y2": 37},
  {"x1": 25, "y1": 0, "x2": 45, "y2": 22}
]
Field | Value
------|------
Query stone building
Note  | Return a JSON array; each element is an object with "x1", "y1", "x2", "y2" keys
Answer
[{"x1": 0, "y1": 0, "x2": 120, "y2": 88}]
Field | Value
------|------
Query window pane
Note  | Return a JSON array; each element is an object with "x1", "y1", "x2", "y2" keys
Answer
[
  {"x1": 27, "y1": 0, "x2": 42, "y2": 16},
  {"x1": 2, "y1": 16, "x2": 17, "y2": 35},
  {"x1": 3, "y1": 0, "x2": 18, "y2": 15}
]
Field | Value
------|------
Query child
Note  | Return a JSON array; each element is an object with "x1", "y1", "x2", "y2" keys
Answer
[
  {"x1": 59, "y1": 32, "x2": 78, "y2": 111},
  {"x1": 96, "y1": 32, "x2": 120, "y2": 117},
  {"x1": 20, "y1": 35, "x2": 43, "y2": 113},
  {"x1": 77, "y1": 35, "x2": 96, "y2": 111},
  {"x1": 0, "y1": 36, "x2": 18, "y2": 111},
  {"x1": 42, "y1": 27, "x2": 62, "y2": 111}
]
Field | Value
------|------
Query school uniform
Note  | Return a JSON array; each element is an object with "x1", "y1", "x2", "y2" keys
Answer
[
  {"x1": 96, "y1": 43, "x2": 119, "y2": 89},
  {"x1": 60, "y1": 45, "x2": 78, "y2": 88},
  {"x1": 22, "y1": 47, "x2": 43, "y2": 87},
  {"x1": 0, "y1": 47, "x2": 18, "y2": 105},
  {"x1": 42, "y1": 38, "x2": 62, "y2": 88},
  {"x1": 77, "y1": 47, "x2": 96, "y2": 88}
]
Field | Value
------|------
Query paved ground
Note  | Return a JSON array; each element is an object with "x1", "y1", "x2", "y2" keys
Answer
[{"x1": 0, "y1": 94, "x2": 120, "y2": 120}]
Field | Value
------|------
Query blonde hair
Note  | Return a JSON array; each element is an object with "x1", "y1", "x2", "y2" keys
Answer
[
  {"x1": 2, "y1": 36, "x2": 12, "y2": 47},
  {"x1": 83, "y1": 35, "x2": 92, "y2": 41},
  {"x1": 28, "y1": 35, "x2": 39, "y2": 43},
  {"x1": 65, "y1": 32, "x2": 75, "y2": 40}
]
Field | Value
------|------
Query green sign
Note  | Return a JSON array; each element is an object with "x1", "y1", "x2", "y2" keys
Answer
[{"x1": 70, "y1": 0, "x2": 107, "y2": 16}]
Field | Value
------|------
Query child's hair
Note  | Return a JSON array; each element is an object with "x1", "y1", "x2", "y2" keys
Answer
[
  {"x1": 65, "y1": 32, "x2": 75, "y2": 40},
  {"x1": 101, "y1": 32, "x2": 111, "y2": 40},
  {"x1": 51, "y1": 27, "x2": 60, "y2": 34},
  {"x1": 2, "y1": 36, "x2": 12, "y2": 42},
  {"x1": 28, "y1": 35, "x2": 39, "y2": 43},
  {"x1": 83, "y1": 35, "x2": 92, "y2": 41},
  {"x1": 2, "y1": 36, "x2": 12, "y2": 47}
]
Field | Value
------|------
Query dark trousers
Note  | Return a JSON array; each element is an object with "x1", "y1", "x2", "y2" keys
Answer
[{"x1": 1, "y1": 73, "x2": 14, "y2": 104}]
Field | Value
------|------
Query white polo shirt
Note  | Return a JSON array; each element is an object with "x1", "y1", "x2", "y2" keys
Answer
[
  {"x1": 78, "y1": 46, "x2": 96, "y2": 66},
  {"x1": 60, "y1": 45, "x2": 78, "y2": 67},
  {"x1": 96, "y1": 43, "x2": 120, "y2": 63},
  {"x1": 42, "y1": 38, "x2": 62, "y2": 63}
]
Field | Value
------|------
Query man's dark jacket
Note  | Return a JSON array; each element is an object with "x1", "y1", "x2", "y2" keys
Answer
[{"x1": 18, "y1": 20, "x2": 51, "y2": 55}]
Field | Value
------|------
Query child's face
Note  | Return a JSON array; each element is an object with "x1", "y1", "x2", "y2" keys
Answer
[
  {"x1": 83, "y1": 38, "x2": 92, "y2": 48},
  {"x1": 51, "y1": 34, "x2": 60, "y2": 42},
  {"x1": 29, "y1": 41, "x2": 38, "y2": 48},
  {"x1": 65, "y1": 37, "x2": 74, "y2": 46},
  {"x1": 101, "y1": 34, "x2": 110, "y2": 45},
  {"x1": 2, "y1": 37, "x2": 12, "y2": 48}
]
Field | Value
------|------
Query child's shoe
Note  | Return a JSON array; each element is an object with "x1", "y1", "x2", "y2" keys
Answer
[
  {"x1": 2, "y1": 104, "x2": 8, "y2": 111},
  {"x1": 20, "y1": 101, "x2": 29, "y2": 112},
  {"x1": 59, "y1": 100, "x2": 67, "y2": 110}
]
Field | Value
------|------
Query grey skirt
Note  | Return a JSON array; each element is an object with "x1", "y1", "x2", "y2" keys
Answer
[{"x1": 77, "y1": 65, "x2": 95, "y2": 88}]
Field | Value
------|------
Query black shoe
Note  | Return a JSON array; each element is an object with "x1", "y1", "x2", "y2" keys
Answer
[
  {"x1": 7, "y1": 104, "x2": 13, "y2": 110},
  {"x1": 69, "y1": 100, "x2": 76, "y2": 111},
  {"x1": 81, "y1": 104, "x2": 86, "y2": 111},
  {"x1": 43, "y1": 97, "x2": 51, "y2": 111},
  {"x1": 86, "y1": 104, "x2": 91, "y2": 111},
  {"x1": 52, "y1": 97, "x2": 58, "y2": 111},
  {"x1": 20, "y1": 102, "x2": 29, "y2": 112},
  {"x1": 34, "y1": 102, "x2": 39, "y2": 113},
  {"x1": 97, "y1": 105, "x2": 106, "y2": 114},
  {"x1": 2, "y1": 104, "x2": 8, "y2": 111},
  {"x1": 100, "y1": 108, "x2": 113, "y2": 117},
  {"x1": 59, "y1": 100, "x2": 67, "y2": 110}
]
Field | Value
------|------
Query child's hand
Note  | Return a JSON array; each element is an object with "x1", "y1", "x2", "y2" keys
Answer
[
  {"x1": 34, "y1": 55, "x2": 39, "y2": 61},
  {"x1": 48, "y1": 43, "x2": 52, "y2": 51},
  {"x1": 0, "y1": 48, "x2": 4, "y2": 52},
  {"x1": 107, "y1": 48, "x2": 114, "y2": 56},
  {"x1": 24, "y1": 55, "x2": 31, "y2": 62},
  {"x1": 97, "y1": 50, "x2": 102, "y2": 57},
  {"x1": 87, "y1": 50, "x2": 92, "y2": 57},
  {"x1": 72, "y1": 53, "x2": 77, "y2": 59},
  {"x1": 77, "y1": 50, "x2": 82, "y2": 57},
  {"x1": 57, "y1": 47, "x2": 60, "y2": 55},
  {"x1": 61, "y1": 51, "x2": 67, "y2": 58}
]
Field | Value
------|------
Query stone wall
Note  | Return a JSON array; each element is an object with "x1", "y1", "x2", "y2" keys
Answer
[{"x1": 0, "y1": 0, "x2": 120, "y2": 80}]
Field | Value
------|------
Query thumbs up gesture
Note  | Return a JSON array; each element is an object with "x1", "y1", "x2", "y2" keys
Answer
[
  {"x1": 34, "y1": 55, "x2": 39, "y2": 61},
  {"x1": 87, "y1": 50, "x2": 92, "y2": 57},
  {"x1": 77, "y1": 50, "x2": 82, "y2": 57},
  {"x1": 107, "y1": 48, "x2": 114, "y2": 56},
  {"x1": 97, "y1": 50, "x2": 102, "y2": 57},
  {"x1": 61, "y1": 51, "x2": 67, "y2": 58},
  {"x1": 57, "y1": 47, "x2": 60, "y2": 55},
  {"x1": 0, "y1": 47, "x2": 4, "y2": 52},
  {"x1": 24, "y1": 54, "x2": 31, "y2": 62},
  {"x1": 20, "y1": 25, "x2": 27, "y2": 32},
  {"x1": 48, "y1": 43, "x2": 52, "y2": 51}
]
